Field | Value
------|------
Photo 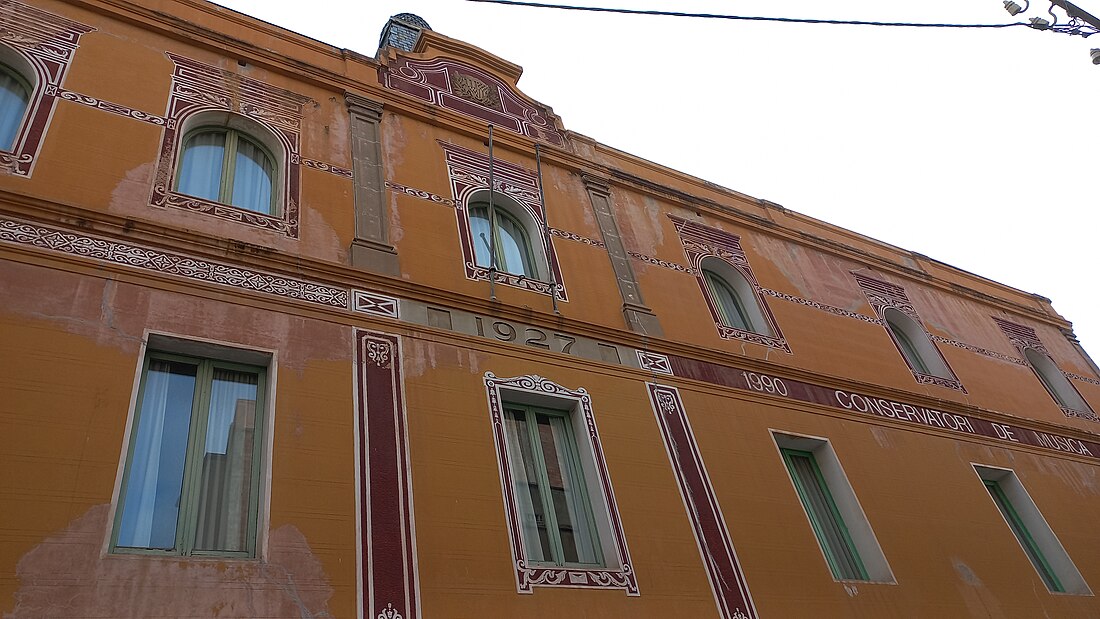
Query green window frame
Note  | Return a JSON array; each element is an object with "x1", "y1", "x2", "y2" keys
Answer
[
  {"x1": 983, "y1": 479, "x2": 1064, "y2": 592},
  {"x1": 502, "y1": 404, "x2": 603, "y2": 567},
  {"x1": 111, "y1": 351, "x2": 267, "y2": 558},
  {"x1": 175, "y1": 126, "x2": 277, "y2": 214},
  {"x1": 781, "y1": 448, "x2": 869, "y2": 581}
]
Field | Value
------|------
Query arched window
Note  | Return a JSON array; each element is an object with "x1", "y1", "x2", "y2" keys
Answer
[
  {"x1": 1024, "y1": 348, "x2": 1090, "y2": 412},
  {"x1": 0, "y1": 62, "x2": 30, "y2": 151},
  {"x1": 883, "y1": 308, "x2": 951, "y2": 378},
  {"x1": 699, "y1": 257, "x2": 771, "y2": 336},
  {"x1": 469, "y1": 199, "x2": 541, "y2": 279},
  {"x1": 176, "y1": 127, "x2": 276, "y2": 214}
]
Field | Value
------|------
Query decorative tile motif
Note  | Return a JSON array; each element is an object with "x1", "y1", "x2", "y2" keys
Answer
[
  {"x1": 150, "y1": 54, "x2": 312, "y2": 238},
  {"x1": 380, "y1": 56, "x2": 567, "y2": 146},
  {"x1": 440, "y1": 141, "x2": 567, "y2": 301},
  {"x1": 301, "y1": 157, "x2": 352, "y2": 179},
  {"x1": 1065, "y1": 372, "x2": 1100, "y2": 387},
  {"x1": 1063, "y1": 407, "x2": 1100, "y2": 423},
  {"x1": 53, "y1": 87, "x2": 168, "y2": 126},
  {"x1": 550, "y1": 227, "x2": 605, "y2": 248},
  {"x1": 353, "y1": 290, "x2": 399, "y2": 319},
  {"x1": 385, "y1": 180, "x2": 456, "y2": 207},
  {"x1": 669, "y1": 215, "x2": 789, "y2": 352},
  {"x1": 0, "y1": 0, "x2": 94, "y2": 176},
  {"x1": 759, "y1": 288, "x2": 880, "y2": 324},
  {"x1": 354, "y1": 331, "x2": 420, "y2": 619},
  {"x1": 853, "y1": 272, "x2": 965, "y2": 392},
  {"x1": 627, "y1": 250, "x2": 693, "y2": 274},
  {"x1": 637, "y1": 351, "x2": 673, "y2": 375},
  {"x1": 930, "y1": 334, "x2": 1027, "y2": 366},
  {"x1": 646, "y1": 384, "x2": 758, "y2": 619},
  {"x1": 484, "y1": 373, "x2": 638, "y2": 596},
  {"x1": 0, "y1": 217, "x2": 348, "y2": 308}
]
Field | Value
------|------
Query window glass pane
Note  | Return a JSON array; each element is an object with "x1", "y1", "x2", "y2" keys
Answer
[
  {"x1": 705, "y1": 270, "x2": 750, "y2": 331},
  {"x1": 503, "y1": 408, "x2": 553, "y2": 562},
  {"x1": 889, "y1": 319, "x2": 931, "y2": 374},
  {"x1": 178, "y1": 131, "x2": 226, "y2": 203},
  {"x1": 0, "y1": 68, "x2": 28, "y2": 151},
  {"x1": 469, "y1": 205, "x2": 492, "y2": 269},
  {"x1": 193, "y1": 368, "x2": 258, "y2": 553},
  {"x1": 117, "y1": 360, "x2": 198, "y2": 550},
  {"x1": 787, "y1": 451, "x2": 865, "y2": 580},
  {"x1": 538, "y1": 413, "x2": 599, "y2": 564},
  {"x1": 230, "y1": 137, "x2": 274, "y2": 213},
  {"x1": 985, "y1": 481, "x2": 1063, "y2": 592},
  {"x1": 497, "y1": 214, "x2": 534, "y2": 278}
]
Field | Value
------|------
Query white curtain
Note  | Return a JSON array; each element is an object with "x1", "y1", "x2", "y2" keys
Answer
[
  {"x1": 0, "y1": 70, "x2": 28, "y2": 151},
  {"x1": 470, "y1": 206, "x2": 492, "y2": 268},
  {"x1": 117, "y1": 360, "x2": 196, "y2": 549},
  {"x1": 503, "y1": 409, "x2": 548, "y2": 562},
  {"x1": 194, "y1": 369, "x2": 258, "y2": 552},
  {"x1": 230, "y1": 138, "x2": 274, "y2": 213},
  {"x1": 545, "y1": 415, "x2": 599, "y2": 564},
  {"x1": 497, "y1": 215, "x2": 534, "y2": 278},
  {"x1": 177, "y1": 131, "x2": 225, "y2": 202}
]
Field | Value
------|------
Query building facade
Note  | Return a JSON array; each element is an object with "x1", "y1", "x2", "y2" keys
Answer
[{"x1": 3, "y1": 1, "x2": 1100, "y2": 617}]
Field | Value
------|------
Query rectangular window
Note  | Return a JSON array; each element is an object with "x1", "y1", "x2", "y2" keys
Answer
[
  {"x1": 502, "y1": 404, "x2": 602, "y2": 567},
  {"x1": 773, "y1": 432, "x2": 892, "y2": 583},
  {"x1": 780, "y1": 448, "x2": 868, "y2": 581},
  {"x1": 974, "y1": 465, "x2": 1090, "y2": 594},
  {"x1": 113, "y1": 351, "x2": 266, "y2": 558}
]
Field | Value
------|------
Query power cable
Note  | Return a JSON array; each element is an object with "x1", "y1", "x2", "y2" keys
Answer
[{"x1": 464, "y1": 0, "x2": 1029, "y2": 30}]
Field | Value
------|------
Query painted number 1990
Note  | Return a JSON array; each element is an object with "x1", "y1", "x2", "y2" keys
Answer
[{"x1": 741, "y1": 371, "x2": 789, "y2": 397}]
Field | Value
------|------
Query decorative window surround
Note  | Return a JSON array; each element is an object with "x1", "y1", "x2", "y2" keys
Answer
[
  {"x1": 994, "y1": 317, "x2": 1098, "y2": 422},
  {"x1": 646, "y1": 384, "x2": 758, "y2": 619},
  {"x1": 0, "y1": 0, "x2": 93, "y2": 176},
  {"x1": 484, "y1": 373, "x2": 638, "y2": 595},
  {"x1": 669, "y1": 215, "x2": 788, "y2": 352},
  {"x1": 379, "y1": 55, "x2": 566, "y2": 147},
  {"x1": 354, "y1": 331, "x2": 420, "y2": 619},
  {"x1": 150, "y1": 54, "x2": 311, "y2": 239},
  {"x1": 852, "y1": 273, "x2": 965, "y2": 392},
  {"x1": 440, "y1": 140, "x2": 566, "y2": 300}
]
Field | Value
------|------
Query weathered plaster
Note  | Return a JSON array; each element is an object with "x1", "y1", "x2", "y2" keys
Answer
[{"x1": 7, "y1": 505, "x2": 333, "y2": 618}]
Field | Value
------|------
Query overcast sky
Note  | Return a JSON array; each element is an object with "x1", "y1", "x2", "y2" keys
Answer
[{"x1": 214, "y1": 0, "x2": 1100, "y2": 358}]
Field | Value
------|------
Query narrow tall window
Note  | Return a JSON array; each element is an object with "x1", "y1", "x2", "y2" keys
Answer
[
  {"x1": 1024, "y1": 348, "x2": 1092, "y2": 413},
  {"x1": 781, "y1": 448, "x2": 867, "y2": 580},
  {"x1": 984, "y1": 479, "x2": 1061, "y2": 591},
  {"x1": 0, "y1": 62, "x2": 29, "y2": 151},
  {"x1": 974, "y1": 465, "x2": 1089, "y2": 594},
  {"x1": 113, "y1": 352, "x2": 266, "y2": 557},
  {"x1": 177, "y1": 128, "x2": 275, "y2": 214},
  {"x1": 883, "y1": 308, "x2": 951, "y2": 379},
  {"x1": 502, "y1": 404, "x2": 602, "y2": 567},
  {"x1": 470, "y1": 203, "x2": 540, "y2": 279}
]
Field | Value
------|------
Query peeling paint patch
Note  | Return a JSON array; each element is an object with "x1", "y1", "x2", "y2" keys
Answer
[
  {"x1": 8, "y1": 505, "x2": 333, "y2": 618},
  {"x1": 109, "y1": 162, "x2": 154, "y2": 213}
]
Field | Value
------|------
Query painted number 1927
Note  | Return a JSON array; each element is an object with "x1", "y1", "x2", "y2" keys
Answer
[{"x1": 475, "y1": 317, "x2": 576, "y2": 354}]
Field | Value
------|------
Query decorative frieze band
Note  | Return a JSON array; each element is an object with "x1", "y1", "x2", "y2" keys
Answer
[
  {"x1": 0, "y1": 217, "x2": 348, "y2": 308},
  {"x1": 301, "y1": 157, "x2": 353, "y2": 179}
]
